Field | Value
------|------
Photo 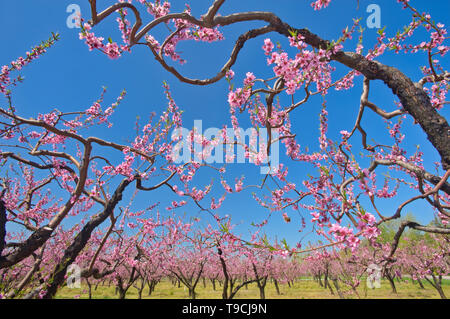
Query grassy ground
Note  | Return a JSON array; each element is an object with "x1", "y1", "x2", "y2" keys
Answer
[{"x1": 55, "y1": 278, "x2": 450, "y2": 299}]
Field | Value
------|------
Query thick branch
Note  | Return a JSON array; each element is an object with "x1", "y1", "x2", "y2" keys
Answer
[{"x1": 0, "y1": 194, "x2": 6, "y2": 257}]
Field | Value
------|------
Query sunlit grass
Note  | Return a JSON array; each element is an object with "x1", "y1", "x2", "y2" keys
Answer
[{"x1": 55, "y1": 278, "x2": 450, "y2": 299}]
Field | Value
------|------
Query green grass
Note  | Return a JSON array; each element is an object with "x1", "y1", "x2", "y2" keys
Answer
[{"x1": 54, "y1": 278, "x2": 450, "y2": 299}]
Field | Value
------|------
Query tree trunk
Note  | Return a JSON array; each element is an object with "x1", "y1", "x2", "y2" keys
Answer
[
  {"x1": 324, "y1": 268, "x2": 330, "y2": 289},
  {"x1": 332, "y1": 279, "x2": 345, "y2": 299},
  {"x1": 86, "y1": 279, "x2": 92, "y2": 299},
  {"x1": 189, "y1": 287, "x2": 196, "y2": 299},
  {"x1": 259, "y1": 286, "x2": 265, "y2": 299},
  {"x1": 147, "y1": 280, "x2": 157, "y2": 296},
  {"x1": 328, "y1": 281, "x2": 335, "y2": 296},
  {"x1": 430, "y1": 274, "x2": 447, "y2": 299},
  {"x1": 318, "y1": 274, "x2": 323, "y2": 287},
  {"x1": 117, "y1": 284, "x2": 127, "y2": 299},
  {"x1": 273, "y1": 279, "x2": 280, "y2": 295},
  {"x1": 417, "y1": 278, "x2": 425, "y2": 289},
  {"x1": 434, "y1": 284, "x2": 447, "y2": 299},
  {"x1": 385, "y1": 272, "x2": 397, "y2": 294}
]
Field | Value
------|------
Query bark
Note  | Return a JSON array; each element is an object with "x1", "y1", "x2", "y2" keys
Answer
[
  {"x1": 327, "y1": 281, "x2": 335, "y2": 296},
  {"x1": 417, "y1": 278, "x2": 425, "y2": 289},
  {"x1": 228, "y1": 278, "x2": 259, "y2": 299},
  {"x1": 171, "y1": 262, "x2": 204, "y2": 300},
  {"x1": 317, "y1": 273, "x2": 323, "y2": 287},
  {"x1": 147, "y1": 280, "x2": 153, "y2": 296},
  {"x1": 426, "y1": 274, "x2": 447, "y2": 299},
  {"x1": 81, "y1": 265, "x2": 118, "y2": 280},
  {"x1": 332, "y1": 279, "x2": 345, "y2": 299},
  {"x1": 257, "y1": 283, "x2": 266, "y2": 299},
  {"x1": 229, "y1": 278, "x2": 235, "y2": 294},
  {"x1": 252, "y1": 263, "x2": 268, "y2": 300},
  {"x1": 117, "y1": 282, "x2": 127, "y2": 300},
  {"x1": 385, "y1": 272, "x2": 397, "y2": 294},
  {"x1": 135, "y1": 277, "x2": 146, "y2": 299},
  {"x1": 273, "y1": 279, "x2": 280, "y2": 295},
  {"x1": 188, "y1": 288, "x2": 196, "y2": 299},
  {"x1": 0, "y1": 197, "x2": 6, "y2": 257},
  {"x1": 147, "y1": 279, "x2": 157, "y2": 296},
  {"x1": 324, "y1": 268, "x2": 330, "y2": 290},
  {"x1": 218, "y1": 248, "x2": 229, "y2": 299},
  {"x1": 0, "y1": 226, "x2": 53, "y2": 269},
  {"x1": 116, "y1": 267, "x2": 139, "y2": 300},
  {"x1": 86, "y1": 279, "x2": 92, "y2": 299},
  {"x1": 435, "y1": 286, "x2": 447, "y2": 300}
]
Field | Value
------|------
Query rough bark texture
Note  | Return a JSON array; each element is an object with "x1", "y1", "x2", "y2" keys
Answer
[
  {"x1": 0, "y1": 226, "x2": 53, "y2": 269},
  {"x1": 273, "y1": 279, "x2": 280, "y2": 295},
  {"x1": 116, "y1": 267, "x2": 139, "y2": 300},
  {"x1": 0, "y1": 198, "x2": 7, "y2": 257},
  {"x1": 427, "y1": 275, "x2": 447, "y2": 299},
  {"x1": 385, "y1": 271, "x2": 398, "y2": 294},
  {"x1": 218, "y1": 248, "x2": 229, "y2": 299}
]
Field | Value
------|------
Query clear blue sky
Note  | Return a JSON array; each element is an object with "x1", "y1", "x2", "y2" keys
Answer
[{"x1": 1, "y1": 1, "x2": 449, "y2": 248}]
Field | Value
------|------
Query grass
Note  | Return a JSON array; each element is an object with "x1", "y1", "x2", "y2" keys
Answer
[{"x1": 54, "y1": 278, "x2": 450, "y2": 299}]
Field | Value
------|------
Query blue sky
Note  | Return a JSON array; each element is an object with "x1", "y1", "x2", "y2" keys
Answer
[{"x1": 1, "y1": 1, "x2": 449, "y2": 248}]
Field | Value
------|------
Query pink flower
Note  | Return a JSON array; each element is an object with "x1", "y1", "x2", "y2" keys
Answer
[
  {"x1": 226, "y1": 69, "x2": 235, "y2": 80},
  {"x1": 104, "y1": 42, "x2": 121, "y2": 59},
  {"x1": 244, "y1": 72, "x2": 256, "y2": 86},
  {"x1": 262, "y1": 38, "x2": 274, "y2": 55},
  {"x1": 311, "y1": 0, "x2": 331, "y2": 10},
  {"x1": 234, "y1": 179, "x2": 243, "y2": 192},
  {"x1": 221, "y1": 180, "x2": 233, "y2": 193}
]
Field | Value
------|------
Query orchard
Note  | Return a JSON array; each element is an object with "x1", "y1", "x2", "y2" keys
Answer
[{"x1": 0, "y1": 0, "x2": 448, "y2": 300}]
